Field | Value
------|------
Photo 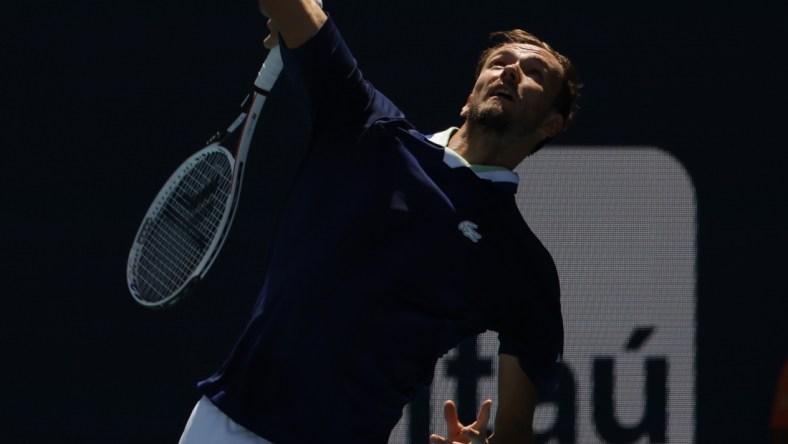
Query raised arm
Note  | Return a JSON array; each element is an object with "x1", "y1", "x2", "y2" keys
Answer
[{"x1": 258, "y1": 0, "x2": 327, "y2": 48}]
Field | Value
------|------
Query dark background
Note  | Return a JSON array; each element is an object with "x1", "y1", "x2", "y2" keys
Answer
[{"x1": 3, "y1": 0, "x2": 787, "y2": 442}]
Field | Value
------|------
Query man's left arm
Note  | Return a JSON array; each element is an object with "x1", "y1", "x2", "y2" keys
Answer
[
  {"x1": 489, "y1": 353, "x2": 538, "y2": 444},
  {"x1": 430, "y1": 353, "x2": 537, "y2": 444}
]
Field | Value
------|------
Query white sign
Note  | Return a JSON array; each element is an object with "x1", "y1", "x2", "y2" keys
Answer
[{"x1": 390, "y1": 147, "x2": 697, "y2": 443}]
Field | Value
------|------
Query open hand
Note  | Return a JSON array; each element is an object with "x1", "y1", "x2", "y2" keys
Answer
[{"x1": 429, "y1": 399, "x2": 492, "y2": 444}]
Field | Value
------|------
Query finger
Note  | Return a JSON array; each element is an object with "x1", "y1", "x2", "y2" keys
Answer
[
  {"x1": 263, "y1": 18, "x2": 280, "y2": 48},
  {"x1": 263, "y1": 34, "x2": 278, "y2": 49},
  {"x1": 443, "y1": 400, "x2": 459, "y2": 424},
  {"x1": 473, "y1": 399, "x2": 493, "y2": 431},
  {"x1": 429, "y1": 433, "x2": 448, "y2": 444},
  {"x1": 461, "y1": 427, "x2": 487, "y2": 444},
  {"x1": 266, "y1": 18, "x2": 279, "y2": 35},
  {"x1": 443, "y1": 400, "x2": 463, "y2": 435}
]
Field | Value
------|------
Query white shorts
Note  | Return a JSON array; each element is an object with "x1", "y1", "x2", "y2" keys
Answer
[{"x1": 178, "y1": 396, "x2": 274, "y2": 444}]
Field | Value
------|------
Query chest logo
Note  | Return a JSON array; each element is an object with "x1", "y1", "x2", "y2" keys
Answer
[{"x1": 458, "y1": 220, "x2": 482, "y2": 243}]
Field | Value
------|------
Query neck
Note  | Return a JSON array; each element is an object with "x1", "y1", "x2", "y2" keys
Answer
[{"x1": 447, "y1": 122, "x2": 537, "y2": 170}]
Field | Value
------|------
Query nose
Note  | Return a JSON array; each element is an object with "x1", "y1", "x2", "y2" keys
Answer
[{"x1": 500, "y1": 63, "x2": 519, "y2": 85}]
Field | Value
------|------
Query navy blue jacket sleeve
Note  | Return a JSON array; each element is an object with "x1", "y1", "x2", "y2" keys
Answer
[{"x1": 279, "y1": 16, "x2": 404, "y2": 145}]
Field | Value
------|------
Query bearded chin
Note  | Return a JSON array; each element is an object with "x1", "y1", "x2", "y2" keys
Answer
[{"x1": 466, "y1": 102, "x2": 510, "y2": 132}]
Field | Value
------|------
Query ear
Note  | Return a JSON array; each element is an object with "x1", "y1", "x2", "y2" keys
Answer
[
  {"x1": 460, "y1": 94, "x2": 471, "y2": 117},
  {"x1": 539, "y1": 110, "x2": 564, "y2": 139}
]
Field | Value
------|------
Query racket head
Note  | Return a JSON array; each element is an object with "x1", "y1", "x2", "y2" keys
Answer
[{"x1": 127, "y1": 144, "x2": 235, "y2": 309}]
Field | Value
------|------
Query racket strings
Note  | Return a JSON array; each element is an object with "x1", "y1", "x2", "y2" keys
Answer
[
  {"x1": 133, "y1": 151, "x2": 233, "y2": 302},
  {"x1": 136, "y1": 164, "x2": 230, "y2": 300}
]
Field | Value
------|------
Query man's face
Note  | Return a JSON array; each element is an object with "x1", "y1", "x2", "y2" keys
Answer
[{"x1": 462, "y1": 43, "x2": 564, "y2": 138}]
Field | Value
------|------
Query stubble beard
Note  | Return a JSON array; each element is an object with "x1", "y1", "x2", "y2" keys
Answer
[
  {"x1": 466, "y1": 96, "x2": 545, "y2": 141},
  {"x1": 466, "y1": 99, "x2": 510, "y2": 132}
]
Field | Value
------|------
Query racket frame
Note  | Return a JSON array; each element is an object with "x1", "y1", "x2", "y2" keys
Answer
[{"x1": 127, "y1": 47, "x2": 283, "y2": 308}]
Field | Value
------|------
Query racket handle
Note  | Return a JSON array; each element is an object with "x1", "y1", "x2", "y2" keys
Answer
[{"x1": 254, "y1": 45, "x2": 284, "y2": 92}]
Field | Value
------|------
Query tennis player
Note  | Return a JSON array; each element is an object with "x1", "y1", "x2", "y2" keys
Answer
[{"x1": 178, "y1": 0, "x2": 581, "y2": 443}]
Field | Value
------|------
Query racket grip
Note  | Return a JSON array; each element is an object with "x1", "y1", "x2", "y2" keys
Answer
[{"x1": 255, "y1": 45, "x2": 284, "y2": 92}]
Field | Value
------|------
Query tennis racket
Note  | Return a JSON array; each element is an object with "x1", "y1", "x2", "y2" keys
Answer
[{"x1": 126, "y1": 46, "x2": 284, "y2": 309}]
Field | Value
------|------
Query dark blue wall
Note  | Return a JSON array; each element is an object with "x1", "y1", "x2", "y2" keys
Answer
[{"x1": 3, "y1": 1, "x2": 786, "y2": 442}]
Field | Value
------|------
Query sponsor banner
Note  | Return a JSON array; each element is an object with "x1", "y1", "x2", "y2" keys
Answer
[{"x1": 390, "y1": 147, "x2": 697, "y2": 443}]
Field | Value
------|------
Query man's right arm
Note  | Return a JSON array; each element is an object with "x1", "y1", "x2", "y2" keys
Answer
[
  {"x1": 258, "y1": 0, "x2": 327, "y2": 48},
  {"x1": 263, "y1": 0, "x2": 404, "y2": 139}
]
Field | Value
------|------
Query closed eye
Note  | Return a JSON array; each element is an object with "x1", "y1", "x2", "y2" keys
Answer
[
  {"x1": 488, "y1": 54, "x2": 515, "y2": 69},
  {"x1": 525, "y1": 68, "x2": 544, "y2": 82}
]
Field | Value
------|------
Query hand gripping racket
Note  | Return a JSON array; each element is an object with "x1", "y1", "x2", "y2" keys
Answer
[{"x1": 127, "y1": 46, "x2": 284, "y2": 309}]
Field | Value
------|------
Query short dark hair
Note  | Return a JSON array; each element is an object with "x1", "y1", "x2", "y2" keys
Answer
[{"x1": 476, "y1": 30, "x2": 582, "y2": 152}]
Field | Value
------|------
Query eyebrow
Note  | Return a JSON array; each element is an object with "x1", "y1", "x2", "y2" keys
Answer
[
  {"x1": 490, "y1": 47, "x2": 553, "y2": 71},
  {"x1": 490, "y1": 46, "x2": 550, "y2": 65}
]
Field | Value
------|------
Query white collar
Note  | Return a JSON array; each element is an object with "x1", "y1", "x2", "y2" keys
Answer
[{"x1": 428, "y1": 127, "x2": 520, "y2": 191}]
